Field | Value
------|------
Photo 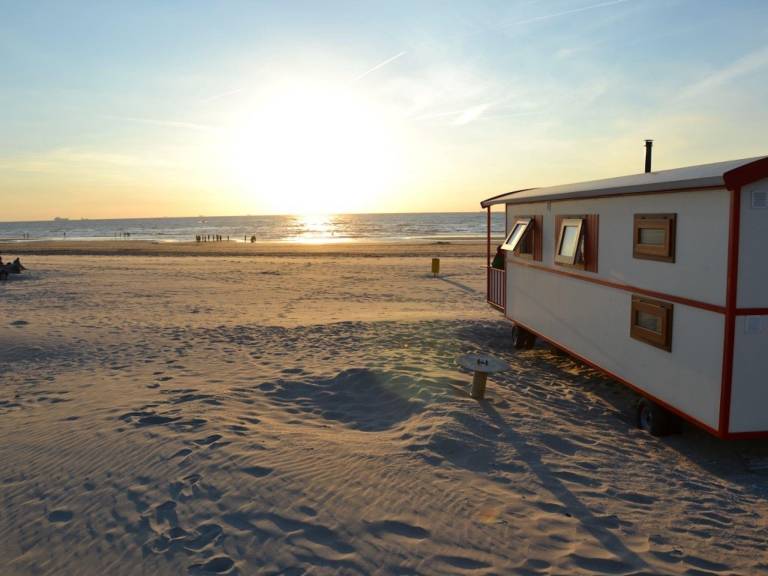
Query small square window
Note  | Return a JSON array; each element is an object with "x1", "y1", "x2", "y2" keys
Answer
[
  {"x1": 630, "y1": 296, "x2": 673, "y2": 351},
  {"x1": 502, "y1": 218, "x2": 532, "y2": 253},
  {"x1": 555, "y1": 218, "x2": 584, "y2": 266},
  {"x1": 634, "y1": 214, "x2": 676, "y2": 262}
]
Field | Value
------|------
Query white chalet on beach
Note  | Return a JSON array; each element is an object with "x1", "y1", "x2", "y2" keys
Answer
[{"x1": 481, "y1": 150, "x2": 768, "y2": 439}]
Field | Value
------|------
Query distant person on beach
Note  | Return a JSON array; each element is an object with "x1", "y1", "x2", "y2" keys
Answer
[{"x1": 491, "y1": 245, "x2": 505, "y2": 269}]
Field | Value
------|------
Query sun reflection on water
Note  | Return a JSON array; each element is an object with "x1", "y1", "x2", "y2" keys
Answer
[{"x1": 289, "y1": 214, "x2": 349, "y2": 244}]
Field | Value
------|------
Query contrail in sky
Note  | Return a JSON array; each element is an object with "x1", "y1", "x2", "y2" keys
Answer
[
  {"x1": 355, "y1": 51, "x2": 407, "y2": 81},
  {"x1": 679, "y1": 45, "x2": 768, "y2": 99},
  {"x1": 500, "y1": 0, "x2": 630, "y2": 28}
]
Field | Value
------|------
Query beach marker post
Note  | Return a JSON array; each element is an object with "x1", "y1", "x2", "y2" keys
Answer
[
  {"x1": 457, "y1": 354, "x2": 509, "y2": 400},
  {"x1": 431, "y1": 258, "x2": 440, "y2": 277},
  {"x1": 471, "y1": 369, "x2": 488, "y2": 399}
]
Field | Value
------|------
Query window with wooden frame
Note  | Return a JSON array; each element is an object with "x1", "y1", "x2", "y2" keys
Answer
[
  {"x1": 555, "y1": 218, "x2": 584, "y2": 265},
  {"x1": 630, "y1": 296, "x2": 673, "y2": 351},
  {"x1": 634, "y1": 214, "x2": 676, "y2": 262},
  {"x1": 553, "y1": 215, "x2": 598, "y2": 272},
  {"x1": 502, "y1": 216, "x2": 543, "y2": 260},
  {"x1": 502, "y1": 217, "x2": 531, "y2": 253}
]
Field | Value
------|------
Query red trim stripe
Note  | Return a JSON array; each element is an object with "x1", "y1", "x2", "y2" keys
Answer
[
  {"x1": 718, "y1": 187, "x2": 741, "y2": 436},
  {"x1": 506, "y1": 258, "x2": 726, "y2": 314},
  {"x1": 723, "y1": 156, "x2": 768, "y2": 189},
  {"x1": 507, "y1": 316, "x2": 723, "y2": 437},
  {"x1": 736, "y1": 308, "x2": 768, "y2": 316}
]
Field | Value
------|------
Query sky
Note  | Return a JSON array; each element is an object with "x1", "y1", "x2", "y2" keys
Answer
[{"x1": 2, "y1": 0, "x2": 768, "y2": 220}]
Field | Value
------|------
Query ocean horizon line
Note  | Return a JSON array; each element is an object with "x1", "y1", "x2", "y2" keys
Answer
[
  {"x1": 0, "y1": 209, "x2": 490, "y2": 226},
  {"x1": 0, "y1": 211, "x2": 506, "y2": 244}
]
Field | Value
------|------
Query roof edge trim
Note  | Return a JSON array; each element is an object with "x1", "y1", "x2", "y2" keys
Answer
[
  {"x1": 480, "y1": 188, "x2": 535, "y2": 208},
  {"x1": 724, "y1": 157, "x2": 768, "y2": 189}
]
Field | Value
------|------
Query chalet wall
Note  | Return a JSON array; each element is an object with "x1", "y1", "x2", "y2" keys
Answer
[
  {"x1": 505, "y1": 188, "x2": 730, "y2": 307},
  {"x1": 737, "y1": 179, "x2": 768, "y2": 309},
  {"x1": 506, "y1": 264, "x2": 724, "y2": 428},
  {"x1": 730, "y1": 315, "x2": 768, "y2": 433},
  {"x1": 502, "y1": 189, "x2": 731, "y2": 429}
]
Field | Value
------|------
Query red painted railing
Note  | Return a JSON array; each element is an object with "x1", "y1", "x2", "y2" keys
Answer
[{"x1": 487, "y1": 266, "x2": 505, "y2": 311}]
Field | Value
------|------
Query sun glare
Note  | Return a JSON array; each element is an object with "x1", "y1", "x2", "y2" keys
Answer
[{"x1": 222, "y1": 79, "x2": 404, "y2": 214}]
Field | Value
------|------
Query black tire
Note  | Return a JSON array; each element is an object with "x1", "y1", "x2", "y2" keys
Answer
[
  {"x1": 512, "y1": 325, "x2": 535, "y2": 350},
  {"x1": 637, "y1": 398, "x2": 679, "y2": 436},
  {"x1": 523, "y1": 332, "x2": 536, "y2": 350}
]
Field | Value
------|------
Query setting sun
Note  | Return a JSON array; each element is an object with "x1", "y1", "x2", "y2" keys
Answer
[{"x1": 221, "y1": 78, "x2": 405, "y2": 214}]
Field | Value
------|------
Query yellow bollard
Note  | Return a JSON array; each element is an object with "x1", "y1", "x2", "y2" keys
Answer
[{"x1": 431, "y1": 258, "x2": 440, "y2": 277}]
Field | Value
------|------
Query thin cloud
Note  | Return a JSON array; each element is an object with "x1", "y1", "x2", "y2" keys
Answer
[
  {"x1": 679, "y1": 46, "x2": 768, "y2": 99},
  {"x1": 453, "y1": 103, "x2": 493, "y2": 125},
  {"x1": 355, "y1": 51, "x2": 407, "y2": 81},
  {"x1": 0, "y1": 148, "x2": 177, "y2": 173},
  {"x1": 200, "y1": 88, "x2": 244, "y2": 104},
  {"x1": 101, "y1": 114, "x2": 217, "y2": 132},
  {"x1": 500, "y1": 0, "x2": 630, "y2": 28}
]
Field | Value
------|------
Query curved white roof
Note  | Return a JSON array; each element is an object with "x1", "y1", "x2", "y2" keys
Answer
[{"x1": 481, "y1": 155, "x2": 768, "y2": 207}]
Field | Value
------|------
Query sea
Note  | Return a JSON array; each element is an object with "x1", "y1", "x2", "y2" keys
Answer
[{"x1": 0, "y1": 213, "x2": 506, "y2": 243}]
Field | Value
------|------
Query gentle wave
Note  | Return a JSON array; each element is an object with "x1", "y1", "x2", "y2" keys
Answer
[{"x1": 0, "y1": 213, "x2": 506, "y2": 243}]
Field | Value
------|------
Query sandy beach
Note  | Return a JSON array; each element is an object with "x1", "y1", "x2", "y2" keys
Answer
[
  {"x1": 0, "y1": 239, "x2": 491, "y2": 258},
  {"x1": 2, "y1": 243, "x2": 768, "y2": 575}
]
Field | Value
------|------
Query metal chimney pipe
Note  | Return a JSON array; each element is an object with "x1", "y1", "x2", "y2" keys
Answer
[{"x1": 644, "y1": 139, "x2": 653, "y2": 173}]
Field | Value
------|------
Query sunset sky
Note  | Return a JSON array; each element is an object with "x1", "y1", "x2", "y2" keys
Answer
[{"x1": 2, "y1": 0, "x2": 768, "y2": 220}]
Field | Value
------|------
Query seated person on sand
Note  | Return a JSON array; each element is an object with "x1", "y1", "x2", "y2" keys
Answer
[
  {"x1": 491, "y1": 245, "x2": 505, "y2": 270},
  {"x1": 0, "y1": 256, "x2": 26, "y2": 275}
]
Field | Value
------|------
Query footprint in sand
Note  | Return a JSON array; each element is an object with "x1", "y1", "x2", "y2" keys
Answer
[
  {"x1": 171, "y1": 448, "x2": 193, "y2": 459},
  {"x1": 184, "y1": 523, "x2": 223, "y2": 551},
  {"x1": 119, "y1": 410, "x2": 206, "y2": 431},
  {"x1": 193, "y1": 434, "x2": 222, "y2": 446},
  {"x1": 139, "y1": 414, "x2": 181, "y2": 426},
  {"x1": 368, "y1": 520, "x2": 430, "y2": 540},
  {"x1": 227, "y1": 424, "x2": 248, "y2": 435},
  {"x1": 150, "y1": 521, "x2": 225, "y2": 560},
  {"x1": 298, "y1": 505, "x2": 317, "y2": 517},
  {"x1": 434, "y1": 555, "x2": 491, "y2": 571},
  {"x1": 48, "y1": 510, "x2": 74, "y2": 523},
  {"x1": 241, "y1": 466, "x2": 273, "y2": 478},
  {"x1": 189, "y1": 556, "x2": 234, "y2": 574},
  {"x1": 155, "y1": 500, "x2": 178, "y2": 524}
]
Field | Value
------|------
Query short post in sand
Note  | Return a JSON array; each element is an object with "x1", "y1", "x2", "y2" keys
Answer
[
  {"x1": 457, "y1": 354, "x2": 509, "y2": 400},
  {"x1": 431, "y1": 258, "x2": 440, "y2": 277}
]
